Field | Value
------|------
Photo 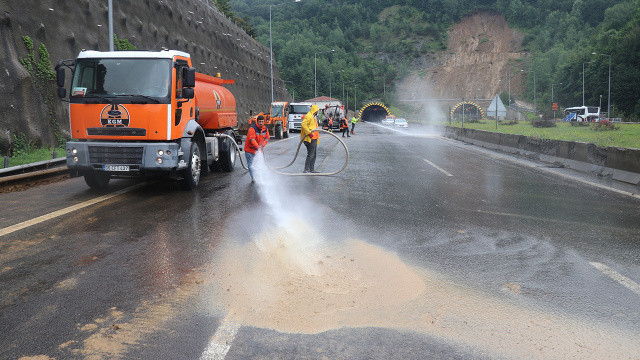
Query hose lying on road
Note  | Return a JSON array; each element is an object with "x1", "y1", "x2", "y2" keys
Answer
[{"x1": 215, "y1": 129, "x2": 349, "y2": 176}]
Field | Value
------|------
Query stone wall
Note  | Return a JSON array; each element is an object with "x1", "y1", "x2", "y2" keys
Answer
[{"x1": 0, "y1": 0, "x2": 288, "y2": 153}]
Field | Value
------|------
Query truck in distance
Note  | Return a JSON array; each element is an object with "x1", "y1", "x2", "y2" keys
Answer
[
  {"x1": 56, "y1": 49, "x2": 241, "y2": 190},
  {"x1": 247, "y1": 101, "x2": 290, "y2": 139},
  {"x1": 287, "y1": 102, "x2": 312, "y2": 132}
]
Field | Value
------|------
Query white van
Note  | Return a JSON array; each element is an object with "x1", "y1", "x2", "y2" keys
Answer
[{"x1": 287, "y1": 102, "x2": 312, "y2": 132}]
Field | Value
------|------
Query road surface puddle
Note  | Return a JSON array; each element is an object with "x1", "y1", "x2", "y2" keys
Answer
[{"x1": 206, "y1": 225, "x2": 640, "y2": 360}]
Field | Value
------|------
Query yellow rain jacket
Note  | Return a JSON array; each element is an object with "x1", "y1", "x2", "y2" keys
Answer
[{"x1": 301, "y1": 104, "x2": 320, "y2": 143}]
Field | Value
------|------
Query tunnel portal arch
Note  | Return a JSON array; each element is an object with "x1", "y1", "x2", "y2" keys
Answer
[
  {"x1": 358, "y1": 102, "x2": 390, "y2": 122},
  {"x1": 450, "y1": 102, "x2": 485, "y2": 121}
]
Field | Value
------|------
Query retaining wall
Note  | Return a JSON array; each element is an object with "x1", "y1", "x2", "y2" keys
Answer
[
  {"x1": 444, "y1": 126, "x2": 640, "y2": 186},
  {"x1": 0, "y1": 0, "x2": 287, "y2": 152}
]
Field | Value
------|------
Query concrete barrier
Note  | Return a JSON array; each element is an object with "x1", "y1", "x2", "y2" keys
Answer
[{"x1": 445, "y1": 126, "x2": 640, "y2": 186}]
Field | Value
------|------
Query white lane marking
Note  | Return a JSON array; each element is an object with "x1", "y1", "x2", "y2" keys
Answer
[
  {"x1": 423, "y1": 159, "x2": 453, "y2": 177},
  {"x1": 436, "y1": 136, "x2": 639, "y2": 199},
  {"x1": 0, "y1": 183, "x2": 146, "y2": 238},
  {"x1": 199, "y1": 315, "x2": 240, "y2": 360},
  {"x1": 590, "y1": 262, "x2": 640, "y2": 296}
]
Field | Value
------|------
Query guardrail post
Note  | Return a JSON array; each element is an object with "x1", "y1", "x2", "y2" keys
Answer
[
  {"x1": 52, "y1": 150, "x2": 57, "y2": 159},
  {"x1": 3, "y1": 156, "x2": 8, "y2": 168}
]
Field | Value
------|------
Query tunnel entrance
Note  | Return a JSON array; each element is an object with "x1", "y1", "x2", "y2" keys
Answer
[
  {"x1": 450, "y1": 102, "x2": 485, "y2": 121},
  {"x1": 359, "y1": 102, "x2": 390, "y2": 122}
]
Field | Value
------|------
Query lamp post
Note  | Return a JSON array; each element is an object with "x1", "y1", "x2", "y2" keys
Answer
[
  {"x1": 599, "y1": 94, "x2": 602, "y2": 112},
  {"x1": 314, "y1": 49, "x2": 335, "y2": 103},
  {"x1": 270, "y1": 0, "x2": 301, "y2": 103},
  {"x1": 582, "y1": 61, "x2": 592, "y2": 106},
  {"x1": 283, "y1": 80, "x2": 294, "y2": 102},
  {"x1": 508, "y1": 69, "x2": 519, "y2": 107},
  {"x1": 552, "y1": 82, "x2": 562, "y2": 120},
  {"x1": 108, "y1": 0, "x2": 114, "y2": 51},
  {"x1": 592, "y1": 52, "x2": 611, "y2": 120},
  {"x1": 521, "y1": 69, "x2": 535, "y2": 120}
]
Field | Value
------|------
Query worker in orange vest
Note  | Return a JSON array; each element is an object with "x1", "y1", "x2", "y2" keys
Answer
[
  {"x1": 341, "y1": 117, "x2": 350, "y2": 137},
  {"x1": 301, "y1": 104, "x2": 320, "y2": 173},
  {"x1": 244, "y1": 114, "x2": 269, "y2": 181}
]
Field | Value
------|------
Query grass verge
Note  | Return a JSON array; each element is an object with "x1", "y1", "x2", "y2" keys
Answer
[
  {"x1": 3, "y1": 147, "x2": 65, "y2": 168},
  {"x1": 448, "y1": 121, "x2": 640, "y2": 150}
]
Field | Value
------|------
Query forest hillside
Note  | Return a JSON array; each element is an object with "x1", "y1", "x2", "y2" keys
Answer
[{"x1": 231, "y1": 0, "x2": 640, "y2": 119}]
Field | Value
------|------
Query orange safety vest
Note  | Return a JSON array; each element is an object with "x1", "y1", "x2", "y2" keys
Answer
[{"x1": 244, "y1": 124, "x2": 269, "y2": 154}]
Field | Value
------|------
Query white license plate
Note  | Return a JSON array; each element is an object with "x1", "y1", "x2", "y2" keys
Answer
[{"x1": 104, "y1": 165, "x2": 130, "y2": 172}]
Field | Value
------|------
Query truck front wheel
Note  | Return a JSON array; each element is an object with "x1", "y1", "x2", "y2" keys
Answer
[
  {"x1": 274, "y1": 124, "x2": 283, "y2": 139},
  {"x1": 181, "y1": 142, "x2": 201, "y2": 190},
  {"x1": 83, "y1": 171, "x2": 110, "y2": 189}
]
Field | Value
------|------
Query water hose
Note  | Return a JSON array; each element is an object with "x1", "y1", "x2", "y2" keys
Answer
[{"x1": 214, "y1": 129, "x2": 349, "y2": 176}]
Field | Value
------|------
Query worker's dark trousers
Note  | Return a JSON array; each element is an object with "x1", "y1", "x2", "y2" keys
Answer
[
  {"x1": 303, "y1": 138, "x2": 317, "y2": 172},
  {"x1": 351, "y1": 123, "x2": 356, "y2": 133}
]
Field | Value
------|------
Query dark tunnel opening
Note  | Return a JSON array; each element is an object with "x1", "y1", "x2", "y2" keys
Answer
[{"x1": 360, "y1": 105, "x2": 389, "y2": 122}]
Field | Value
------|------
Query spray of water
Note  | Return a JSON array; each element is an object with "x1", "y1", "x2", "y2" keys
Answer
[
  {"x1": 249, "y1": 151, "x2": 322, "y2": 275},
  {"x1": 393, "y1": 70, "x2": 448, "y2": 129}
]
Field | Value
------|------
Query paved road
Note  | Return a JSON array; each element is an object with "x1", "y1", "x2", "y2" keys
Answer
[{"x1": 1, "y1": 122, "x2": 639, "y2": 359}]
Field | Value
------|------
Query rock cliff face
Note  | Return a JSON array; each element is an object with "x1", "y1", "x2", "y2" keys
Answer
[
  {"x1": 0, "y1": 0, "x2": 287, "y2": 153},
  {"x1": 395, "y1": 12, "x2": 527, "y2": 118}
]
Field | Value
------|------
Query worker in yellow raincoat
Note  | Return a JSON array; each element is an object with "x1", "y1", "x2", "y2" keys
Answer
[{"x1": 301, "y1": 104, "x2": 320, "y2": 173}]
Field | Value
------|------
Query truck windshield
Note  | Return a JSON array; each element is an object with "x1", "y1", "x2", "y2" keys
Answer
[
  {"x1": 71, "y1": 58, "x2": 172, "y2": 99},
  {"x1": 290, "y1": 105, "x2": 311, "y2": 114},
  {"x1": 271, "y1": 104, "x2": 284, "y2": 117}
]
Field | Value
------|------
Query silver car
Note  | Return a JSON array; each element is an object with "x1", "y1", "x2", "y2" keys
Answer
[{"x1": 394, "y1": 118, "x2": 408, "y2": 128}]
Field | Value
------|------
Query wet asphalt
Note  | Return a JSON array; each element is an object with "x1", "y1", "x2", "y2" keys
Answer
[{"x1": 1, "y1": 122, "x2": 639, "y2": 359}]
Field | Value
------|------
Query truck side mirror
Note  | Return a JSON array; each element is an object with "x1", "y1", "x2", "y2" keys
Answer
[
  {"x1": 183, "y1": 67, "x2": 196, "y2": 88},
  {"x1": 182, "y1": 87, "x2": 194, "y2": 99},
  {"x1": 56, "y1": 67, "x2": 65, "y2": 88},
  {"x1": 58, "y1": 87, "x2": 67, "y2": 98}
]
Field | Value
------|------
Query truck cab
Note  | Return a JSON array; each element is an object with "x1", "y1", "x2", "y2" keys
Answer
[
  {"x1": 56, "y1": 50, "x2": 239, "y2": 189},
  {"x1": 287, "y1": 102, "x2": 312, "y2": 132}
]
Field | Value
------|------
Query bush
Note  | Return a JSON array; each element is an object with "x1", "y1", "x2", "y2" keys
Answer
[
  {"x1": 533, "y1": 120, "x2": 557, "y2": 128},
  {"x1": 592, "y1": 120, "x2": 619, "y2": 131},
  {"x1": 570, "y1": 121, "x2": 590, "y2": 127}
]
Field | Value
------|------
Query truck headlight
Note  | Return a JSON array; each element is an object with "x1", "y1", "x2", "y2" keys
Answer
[
  {"x1": 71, "y1": 148, "x2": 78, "y2": 155},
  {"x1": 156, "y1": 158, "x2": 163, "y2": 164},
  {"x1": 73, "y1": 156, "x2": 79, "y2": 162},
  {"x1": 157, "y1": 150, "x2": 164, "y2": 156}
]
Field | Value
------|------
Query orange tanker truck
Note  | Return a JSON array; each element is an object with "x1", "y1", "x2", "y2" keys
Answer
[
  {"x1": 55, "y1": 50, "x2": 241, "y2": 190},
  {"x1": 247, "y1": 101, "x2": 290, "y2": 139}
]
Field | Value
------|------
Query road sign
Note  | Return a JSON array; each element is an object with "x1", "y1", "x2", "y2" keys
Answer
[{"x1": 552, "y1": 103, "x2": 559, "y2": 111}]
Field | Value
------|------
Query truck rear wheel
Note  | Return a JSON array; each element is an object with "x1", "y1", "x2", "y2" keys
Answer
[
  {"x1": 83, "y1": 171, "x2": 110, "y2": 189},
  {"x1": 219, "y1": 134, "x2": 236, "y2": 172},
  {"x1": 274, "y1": 124, "x2": 283, "y2": 139},
  {"x1": 181, "y1": 142, "x2": 201, "y2": 190}
]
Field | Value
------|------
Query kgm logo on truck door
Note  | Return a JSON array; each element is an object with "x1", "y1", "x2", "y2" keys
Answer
[{"x1": 100, "y1": 104, "x2": 130, "y2": 127}]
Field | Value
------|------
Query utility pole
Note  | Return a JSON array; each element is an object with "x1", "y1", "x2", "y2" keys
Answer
[{"x1": 108, "y1": 0, "x2": 114, "y2": 51}]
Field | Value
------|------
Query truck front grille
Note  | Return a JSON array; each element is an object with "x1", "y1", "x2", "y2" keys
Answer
[
  {"x1": 87, "y1": 127, "x2": 146, "y2": 136},
  {"x1": 88, "y1": 146, "x2": 144, "y2": 165}
]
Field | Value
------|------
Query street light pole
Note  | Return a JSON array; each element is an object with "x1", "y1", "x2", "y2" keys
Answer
[
  {"x1": 521, "y1": 69, "x2": 535, "y2": 120},
  {"x1": 592, "y1": 52, "x2": 611, "y2": 120},
  {"x1": 314, "y1": 49, "x2": 334, "y2": 103},
  {"x1": 283, "y1": 80, "x2": 294, "y2": 102},
  {"x1": 582, "y1": 61, "x2": 592, "y2": 107},
  {"x1": 108, "y1": 0, "x2": 114, "y2": 51},
  {"x1": 552, "y1": 82, "x2": 562, "y2": 120},
  {"x1": 270, "y1": 0, "x2": 301, "y2": 103}
]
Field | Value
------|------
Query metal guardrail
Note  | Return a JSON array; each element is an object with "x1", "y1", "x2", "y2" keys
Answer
[{"x1": 0, "y1": 157, "x2": 68, "y2": 184}]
